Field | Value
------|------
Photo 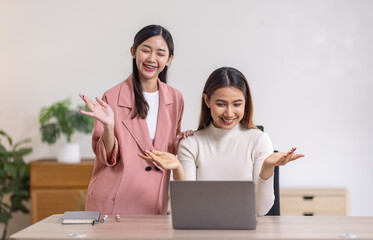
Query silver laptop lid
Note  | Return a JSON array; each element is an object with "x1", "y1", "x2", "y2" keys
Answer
[{"x1": 170, "y1": 181, "x2": 256, "y2": 230}]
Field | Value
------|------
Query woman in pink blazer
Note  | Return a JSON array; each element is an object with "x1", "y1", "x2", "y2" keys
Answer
[{"x1": 80, "y1": 25, "x2": 187, "y2": 215}]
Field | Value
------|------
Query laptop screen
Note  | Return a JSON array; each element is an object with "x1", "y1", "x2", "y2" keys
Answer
[{"x1": 170, "y1": 181, "x2": 257, "y2": 230}]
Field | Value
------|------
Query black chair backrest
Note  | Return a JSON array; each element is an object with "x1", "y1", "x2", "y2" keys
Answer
[{"x1": 256, "y1": 125, "x2": 280, "y2": 216}]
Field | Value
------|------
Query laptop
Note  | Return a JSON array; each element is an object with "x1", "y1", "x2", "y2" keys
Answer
[{"x1": 170, "y1": 181, "x2": 257, "y2": 230}]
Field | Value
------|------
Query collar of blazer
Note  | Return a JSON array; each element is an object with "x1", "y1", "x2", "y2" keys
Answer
[
  {"x1": 118, "y1": 76, "x2": 174, "y2": 155},
  {"x1": 117, "y1": 76, "x2": 173, "y2": 108}
]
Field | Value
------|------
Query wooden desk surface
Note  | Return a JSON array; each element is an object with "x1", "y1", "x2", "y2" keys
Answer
[{"x1": 10, "y1": 214, "x2": 373, "y2": 240}]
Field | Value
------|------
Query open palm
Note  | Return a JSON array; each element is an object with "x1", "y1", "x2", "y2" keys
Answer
[
  {"x1": 265, "y1": 148, "x2": 305, "y2": 167},
  {"x1": 79, "y1": 94, "x2": 114, "y2": 127},
  {"x1": 139, "y1": 150, "x2": 180, "y2": 170}
]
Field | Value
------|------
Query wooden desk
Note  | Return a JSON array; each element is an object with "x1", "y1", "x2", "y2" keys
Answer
[{"x1": 10, "y1": 214, "x2": 373, "y2": 240}]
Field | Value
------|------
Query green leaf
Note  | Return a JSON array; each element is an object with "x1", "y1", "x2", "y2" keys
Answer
[
  {"x1": 0, "y1": 146, "x2": 12, "y2": 158},
  {"x1": 0, "y1": 212, "x2": 11, "y2": 223},
  {"x1": 13, "y1": 190, "x2": 29, "y2": 198},
  {"x1": 13, "y1": 148, "x2": 33, "y2": 157},
  {"x1": 0, "y1": 202, "x2": 10, "y2": 209},
  {"x1": 18, "y1": 164, "x2": 30, "y2": 179},
  {"x1": 13, "y1": 138, "x2": 31, "y2": 150},
  {"x1": 40, "y1": 123, "x2": 60, "y2": 144},
  {"x1": 39, "y1": 98, "x2": 94, "y2": 144},
  {"x1": 4, "y1": 162, "x2": 17, "y2": 179},
  {"x1": 0, "y1": 129, "x2": 31, "y2": 232},
  {"x1": 0, "y1": 130, "x2": 13, "y2": 146}
]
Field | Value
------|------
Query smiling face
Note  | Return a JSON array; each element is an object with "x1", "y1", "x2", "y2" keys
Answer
[
  {"x1": 203, "y1": 87, "x2": 246, "y2": 130},
  {"x1": 131, "y1": 35, "x2": 173, "y2": 84}
]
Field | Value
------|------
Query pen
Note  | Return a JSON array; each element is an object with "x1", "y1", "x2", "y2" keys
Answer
[
  {"x1": 116, "y1": 214, "x2": 120, "y2": 222},
  {"x1": 92, "y1": 220, "x2": 95, "y2": 226},
  {"x1": 101, "y1": 215, "x2": 108, "y2": 223}
]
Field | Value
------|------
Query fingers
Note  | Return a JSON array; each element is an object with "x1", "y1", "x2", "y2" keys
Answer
[
  {"x1": 285, "y1": 147, "x2": 296, "y2": 156},
  {"x1": 138, "y1": 151, "x2": 161, "y2": 166},
  {"x1": 177, "y1": 130, "x2": 195, "y2": 139},
  {"x1": 281, "y1": 148, "x2": 305, "y2": 165},
  {"x1": 185, "y1": 130, "x2": 194, "y2": 137},
  {"x1": 289, "y1": 153, "x2": 305, "y2": 162},
  {"x1": 140, "y1": 150, "x2": 166, "y2": 159},
  {"x1": 145, "y1": 151, "x2": 166, "y2": 168},
  {"x1": 79, "y1": 94, "x2": 94, "y2": 104},
  {"x1": 96, "y1": 97, "x2": 110, "y2": 108},
  {"x1": 79, "y1": 94, "x2": 98, "y2": 111},
  {"x1": 175, "y1": 134, "x2": 183, "y2": 141},
  {"x1": 272, "y1": 148, "x2": 294, "y2": 166},
  {"x1": 148, "y1": 150, "x2": 167, "y2": 156},
  {"x1": 79, "y1": 110, "x2": 95, "y2": 117},
  {"x1": 144, "y1": 150, "x2": 162, "y2": 163},
  {"x1": 138, "y1": 153, "x2": 153, "y2": 161}
]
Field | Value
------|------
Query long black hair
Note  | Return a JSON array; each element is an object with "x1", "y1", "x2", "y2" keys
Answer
[
  {"x1": 198, "y1": 67, "x2": 257, "y2": 130},
  {"x1": 131, "y1": 25, "x2": 174, "y2": 119}
]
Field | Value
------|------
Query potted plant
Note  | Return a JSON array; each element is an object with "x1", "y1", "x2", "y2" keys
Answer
[
  {"x1": 0, "y1": 130, "x2": 32, "y2": 240},
  {"x1": 39, "y1": 99, "x2": 94, "y2": 163}
]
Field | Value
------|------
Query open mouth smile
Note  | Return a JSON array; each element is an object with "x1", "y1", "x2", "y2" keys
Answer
[
  {"x1": 144, "y1": 64, "x2": 157, "y2": 71},
  {"x1": 220, "y1": 118, "x2": 237, "y2": 125}
]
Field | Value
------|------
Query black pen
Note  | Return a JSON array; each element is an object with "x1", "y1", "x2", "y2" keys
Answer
[{"x1": 92, "y1": 220, "x2": 95, "y2": 226}]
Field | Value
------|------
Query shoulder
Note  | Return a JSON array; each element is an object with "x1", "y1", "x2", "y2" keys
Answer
[
  {"x1": 179, "y1": 128, "x2": 209, "y2": 147},
  {"x1": 102, "y1": 77, "x2": 132, "y2": 105},
  {"x1": 103, "y1": 75, "x2": 132, "y2": 96},
  {"x1": 159, "y1": 81, "x2": 184, "y2": 102},
  {"x1": 179, "y1": 133, "x2": 198, "y2": 149},
  {"x1": 178, "y1": 128, "x2": 208, "y2": 152},
  {"x1": 244, "y1": 128, "x2": 267, "y2": 139},
  {"x1": 237, "y1": 126, "x2": 272, "y2": 146},
  {"x1": 244, "y1": 128, "x2": 273, "y2": 151},
  {"x1": 103, "y1": 82, "x2": 123, "y2": 97}
]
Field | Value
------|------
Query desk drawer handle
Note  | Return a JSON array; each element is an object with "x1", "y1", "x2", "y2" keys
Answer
[
  {"x1": 303, "y1": 195, "x2": 314, "y2": 200},
  {"x1": 303, "y1": 213, "x2": 314, "y2": 216}
]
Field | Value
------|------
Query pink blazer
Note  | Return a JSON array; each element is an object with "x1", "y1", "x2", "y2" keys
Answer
[{"x1": 85, "y1": 76, "x2": 184, "y2": 215}]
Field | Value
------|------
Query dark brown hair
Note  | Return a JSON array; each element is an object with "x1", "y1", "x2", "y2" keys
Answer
[
  {"x1": 198, "y1": 67, "x2": 257, "y2": 130},
  {"x1": 131, "y1": 25, "x2": 174, "y2": 119}
]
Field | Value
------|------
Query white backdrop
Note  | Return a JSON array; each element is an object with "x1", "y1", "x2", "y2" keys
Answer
[{"x1": 1, "y1": 1, "x2": 373, "y2": 232}]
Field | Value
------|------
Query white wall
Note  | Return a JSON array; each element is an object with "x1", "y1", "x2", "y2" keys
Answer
[{"x1": 1, "y1": 0, "x2": 373, "y2": 232}]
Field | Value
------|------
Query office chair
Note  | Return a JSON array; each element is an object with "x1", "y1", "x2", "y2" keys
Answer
[{"x1": 257, "y1": 125, "x2": 280, "y2": 216}]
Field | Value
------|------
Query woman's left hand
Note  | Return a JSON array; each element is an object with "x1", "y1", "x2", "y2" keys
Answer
[
  {"x1": 264, "y1": 147, "x2": 305, "y2": 167},
  {"x1": 138, "y1": 150, "x2": 181, "y2": 170},
  {"x1": 260, "y1": 148, "x2": 305, "y2": 180}
]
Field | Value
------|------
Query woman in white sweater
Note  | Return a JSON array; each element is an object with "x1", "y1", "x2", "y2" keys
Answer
[{"x1": 140, "y1": 67, "x2": 304, "y2": 215}]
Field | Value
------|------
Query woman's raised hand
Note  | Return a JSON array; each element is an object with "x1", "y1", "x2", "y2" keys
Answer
[
  {"x1": 264, "y1": 148, "x2": 305, "y2": 167},
  {"x1": 79, "y1": 94, "x2": 114, "y2": 127},
  {"x1": 260, "y1": 147, "x2": 304, "y2": 180},
  {"x1": 138, "y1": 150, "x2": 181, "y2": 170}
]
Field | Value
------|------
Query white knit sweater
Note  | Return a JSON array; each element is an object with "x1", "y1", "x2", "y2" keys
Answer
[{"x1": 178, "y1": 123, "x2": 275, "y2": 216}]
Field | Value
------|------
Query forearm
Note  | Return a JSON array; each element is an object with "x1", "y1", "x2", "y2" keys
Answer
[
  {"x1": 172, "y1": 164, "x2": 186, "y2": 180},
  {"x1": 259, "y1": 162, "x2": 274, "y2": 180},
  {"x1": 102, "y1": 123, "x2": 115, "y2": 160},
  {"x1": 255, "y1": 177, "x2": 275, "y2": 215}
]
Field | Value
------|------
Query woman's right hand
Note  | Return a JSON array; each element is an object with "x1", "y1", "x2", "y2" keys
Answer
[
  {"x1": 79, "y1": 94, "x2": 114, "y2": 128},
  {"x1": 173, "y1": 130, "x2": 195, "y2": 154}
]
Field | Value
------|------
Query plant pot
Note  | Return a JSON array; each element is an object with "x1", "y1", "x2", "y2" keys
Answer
[{"x1": 57, "y1": 143, "x2": 81, "y2": 164}]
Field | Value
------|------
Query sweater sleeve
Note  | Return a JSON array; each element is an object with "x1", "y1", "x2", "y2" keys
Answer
[
  {"x1": 177, "y1": 136, "x2": 198, "y2": 180},
  {"x1": 252, "y1": 132, "x2": 275, "y2": 216},
  {"x1": 91, "y1": 95, "x2": 120, "y2": 167}
]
